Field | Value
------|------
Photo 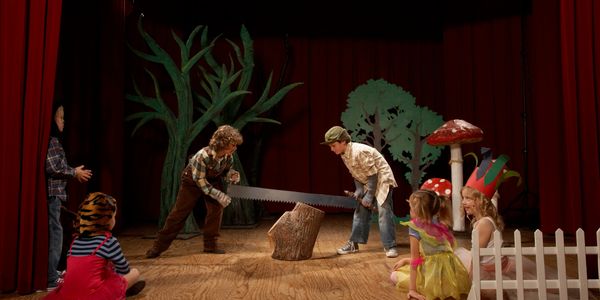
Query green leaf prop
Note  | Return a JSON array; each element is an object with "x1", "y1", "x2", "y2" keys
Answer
[
  {"x1": 341, "y1": 79, "x2": 444, "y2": 191},
  {"x1": 127, "y1": 17, "x2": 302, "y2": 230}
]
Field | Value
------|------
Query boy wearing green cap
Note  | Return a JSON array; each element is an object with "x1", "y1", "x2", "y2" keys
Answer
[{"x1": 322, "y1": 126, "x2": 399, "y2": 258}]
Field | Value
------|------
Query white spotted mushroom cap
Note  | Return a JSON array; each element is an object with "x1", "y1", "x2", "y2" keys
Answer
[
  {"x1": 420, "y1": 178, "x2": 452, "y2": 197},
  {"x1": 426, "y1": 119, "x2": 483, "y2": 146}
]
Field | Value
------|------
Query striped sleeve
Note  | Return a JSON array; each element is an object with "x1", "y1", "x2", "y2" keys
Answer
[
  {"x1": 70, "y1": 236, "x2": 130, "y2": 275},
  {"x1": 96, "y1": 237, "x2": 130, "y2": 275}
]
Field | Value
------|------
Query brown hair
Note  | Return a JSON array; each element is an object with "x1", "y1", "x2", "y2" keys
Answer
[
  {"x1": 408, "y1": 189, "x2": 452, "y2": 227},
  {"x1": 209, "y1": 125, "x2": 243, "y2": 152},
  {"x1": 461, "y1": 186, "x2": 504, "y2": 231}
]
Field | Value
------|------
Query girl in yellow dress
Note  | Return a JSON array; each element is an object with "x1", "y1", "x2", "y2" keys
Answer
[{"x1": 390, "y1": 189, "x2": 470, "y2": 300}]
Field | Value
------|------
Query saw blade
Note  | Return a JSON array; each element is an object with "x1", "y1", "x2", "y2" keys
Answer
[{"x1": 227, "y1": 185, "x2": 358, "y2": 209}]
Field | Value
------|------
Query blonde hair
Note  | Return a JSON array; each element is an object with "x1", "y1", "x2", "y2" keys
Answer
[
  {"x1": 209, "y1": 125, "x2": 243, "y2": 152},
  {"x1": 461, "y1": 186, "x2": 504, "y2": 231},
  {"x1": 408, "y1": 189, "x2": 452, "y2": 227}
]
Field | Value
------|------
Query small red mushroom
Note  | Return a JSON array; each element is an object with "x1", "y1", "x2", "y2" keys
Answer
[
  {"x1": 426, "y1": 119, "x2": 483, "y2": 231},
  {"x1": 420, "y1": 178, "x2": 452, "y2": 198}
]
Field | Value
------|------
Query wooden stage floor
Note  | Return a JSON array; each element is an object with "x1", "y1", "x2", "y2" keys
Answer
[{"x1": 2, "y1": 213, "x2": 599, "y2": 300}]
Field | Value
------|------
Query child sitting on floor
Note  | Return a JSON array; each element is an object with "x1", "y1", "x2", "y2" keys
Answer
[
  {"x1": 453, "y1": 148, "x2": 523, "y2": 280},
  {"x1": 44, "y1": 192, "x2": 145, "y2": 299},
  {"x1": 390, "y1": 188, "x2": 470, "y2": 300}
]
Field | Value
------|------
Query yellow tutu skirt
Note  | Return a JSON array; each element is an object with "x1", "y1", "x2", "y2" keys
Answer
[{"x1": 392, "y1": 252, "x2": 470, "y2": 300}]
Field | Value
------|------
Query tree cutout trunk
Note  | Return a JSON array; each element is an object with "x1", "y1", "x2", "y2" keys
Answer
[{"x1": 267, "y1": 203, "x2": 324, "y2": 261}]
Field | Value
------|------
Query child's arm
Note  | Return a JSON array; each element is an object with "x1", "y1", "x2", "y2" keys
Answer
[
  {"x1": 475, "y1": 218, "x2": 494, "y2": 249},
  {"x1": 392, "y1": 257, "x2": 411, "y2": 270},
  {"x1": 407, "y1": 236, "x2": 426, "y2": 300},
  {"x1": 99, "y1": 237, "x2": 131, "y2": 275},
  {"x1": 468, "y1": 218, "x2": 495, "y2": 276}
]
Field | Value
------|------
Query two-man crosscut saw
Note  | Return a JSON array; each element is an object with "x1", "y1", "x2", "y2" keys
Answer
[{"x1": 227, "y1": 185, "x2": 359, "y2": 209}]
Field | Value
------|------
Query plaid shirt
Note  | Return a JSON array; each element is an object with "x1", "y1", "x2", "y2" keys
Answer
[
  {"x1": 341, "y1": 142, "x2": 397, "y2": 205},
  {"x1": 46, "y1": 137, "x2": 75, "y2": 201},
  {"x1": 189, "y1": 146, "x2": 234, "y2": 201}
]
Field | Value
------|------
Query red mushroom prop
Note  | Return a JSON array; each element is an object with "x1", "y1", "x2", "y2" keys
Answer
[{"x1": 426, "y1": 119, "x2": 483, "y2": 231}]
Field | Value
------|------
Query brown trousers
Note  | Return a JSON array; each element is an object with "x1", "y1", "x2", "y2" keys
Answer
[{"x1": 153, "y1": 164, "x2": 224, "y2": 252}]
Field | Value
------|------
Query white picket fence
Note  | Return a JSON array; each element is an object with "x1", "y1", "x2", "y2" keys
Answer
[{"x1": 468, "y1": 228, "x2": 600, "y2": 300}]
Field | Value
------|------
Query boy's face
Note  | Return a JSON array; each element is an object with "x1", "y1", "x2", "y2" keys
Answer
[
  {"x1": 54, "y1": 106, "x2": 65, "y2": 132},
  {"x1": 328, "y1": 141, "x2": 347, "y2": 155},
  {"x1": 217, "y1": 144, "x2": 237, "y2": 158}
]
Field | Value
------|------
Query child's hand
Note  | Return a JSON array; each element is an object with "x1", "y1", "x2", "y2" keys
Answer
[
  {"x1": 217, "y1": 194, "x2": 232, "y2": 207},
  {"x1": 393, "y1": 257, "x2": 410, "y2": 270},
  {"x1": 74, "y1": 165, "x2": 92, "y2": 183},
  {"x1": 227, "y1": 170, "x2": 240, "y2": 184},
  {"x1": 407, "y1": 290, "x2": 426, "y2": 300}
]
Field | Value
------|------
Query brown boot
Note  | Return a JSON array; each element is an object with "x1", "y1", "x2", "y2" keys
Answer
[
  {"x1": 203, "y1": 240, "x2": 225, "y2": 254},
  {"x1": 145, "y1": 247, "x2": 163, "y2": 258},
  {"x1": 203, "y1": 248, "x2": 226, "y2": 254}
]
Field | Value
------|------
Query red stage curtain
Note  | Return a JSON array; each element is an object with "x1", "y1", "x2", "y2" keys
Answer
[
  {"x1": 543, "y1": 0, "x2": 600, "y2": 234},
  {"x1": 0, "y1": 0, "x2": 62, "y2": 294},
  {"x1": 529, "y1": 0, "x2": 600, "y2": 236}
]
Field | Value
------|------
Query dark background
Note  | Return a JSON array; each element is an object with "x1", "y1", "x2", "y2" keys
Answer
[{"x1": 52, "y1": 0, "x2": 587, "y2": 237}]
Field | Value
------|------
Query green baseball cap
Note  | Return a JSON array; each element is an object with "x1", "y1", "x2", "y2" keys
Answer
[{"x1": 321, "y1": 126, "x2": 349, "y2": 144}]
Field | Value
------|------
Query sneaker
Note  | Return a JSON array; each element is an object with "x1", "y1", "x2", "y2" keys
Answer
[
  {"x1": 126, "y1": 280, "x2": 146, "y2": 297},
  {"x1": 337, "y1": 241, "x2": 359, "y2": 255},
  {"x1": 145, "y1": 247, "x2": 162, "y2": 259},
  {"x1": 385, "y1": 247, "x2": 399, "y2": 258},
  {"x1": 46, "y1": 277, "x2": 64, "y2": 292}
]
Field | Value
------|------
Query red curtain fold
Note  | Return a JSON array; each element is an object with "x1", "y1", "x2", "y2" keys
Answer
[
  {"x1": 0, "y1": 0, "x2": 27, "y2": 293},
  {"x1": 554, "y1": 0, "x2": 600, "y2": 234},
  {"x1": 530, "y1": 0, "x2": 600, "y2": 236},
  {"x1": 0, "y1": 0, "x2": 62, "y2": 294}
]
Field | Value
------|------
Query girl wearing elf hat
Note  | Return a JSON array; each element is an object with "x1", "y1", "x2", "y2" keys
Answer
[
  {"x1": 454, "y1": 148, "x2": 520, "y2": 279},
  {"x1": 455, "y1": 148, "x2": 586, "y2": 299}
]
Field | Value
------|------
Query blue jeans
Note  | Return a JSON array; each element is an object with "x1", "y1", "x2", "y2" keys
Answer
[
  {"x1": 47, "y1": 196, "x2": 62, "y2": 284},
  {"x1": 349, "y1": 189, "x2": 396, "y2": 249}
]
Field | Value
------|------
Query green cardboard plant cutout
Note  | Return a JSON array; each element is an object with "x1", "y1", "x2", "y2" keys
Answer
[
  {"x1": 341, "y1": 79, "x2": 443, "y2": 191},
  {"x1": 127, "y1": 16, "x2": 301, "y2": 231}
]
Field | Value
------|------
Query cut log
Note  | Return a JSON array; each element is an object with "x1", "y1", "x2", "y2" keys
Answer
[{"x1": 267, "y1": 202, "x2": 325, "y2": 261}]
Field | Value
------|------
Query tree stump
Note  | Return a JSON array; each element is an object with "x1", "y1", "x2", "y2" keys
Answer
[{"x1": 267, "y1": 202, "x2": 325, "y2": 261}]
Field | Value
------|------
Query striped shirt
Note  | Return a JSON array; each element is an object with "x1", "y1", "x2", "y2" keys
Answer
[
  {"x1": 46, "y1": 137, "x2": 75, "y2": 201},
  {"x1": 69, "y1": 235, "x2": 130, "y2": 275},
  {"x1": 189, "y1": 146, "x2": 234, "y2": 201}
]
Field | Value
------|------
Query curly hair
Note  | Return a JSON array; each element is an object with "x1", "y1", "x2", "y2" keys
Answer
[
  {"x1": 78, "y1": 192, "x2": 117, "y2": 237},
  {"x1": 461, "y1": 186, "x2": 504, "y2": 231},
  {"x1": 209, "y1": 125, "x2": 243, "y2": 152},
  {"x1": 408, "y1": 189, "x2": 452, "y2": 227}
]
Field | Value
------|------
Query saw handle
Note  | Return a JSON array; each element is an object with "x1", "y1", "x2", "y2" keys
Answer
[{"x1": 344, "y1": 190, "x2": 377, "y2": 211}]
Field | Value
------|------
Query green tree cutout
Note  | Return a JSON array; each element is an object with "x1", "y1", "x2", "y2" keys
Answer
[
  {"x1": 127, "y1": 16, "x2": 301, "y2": 231},
  {"x1": 197, "y1": 25, "x2": 302, "y2": 226},
  {"x1": 341, "y1": 79, "x2": 443, "y2": 190}
]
